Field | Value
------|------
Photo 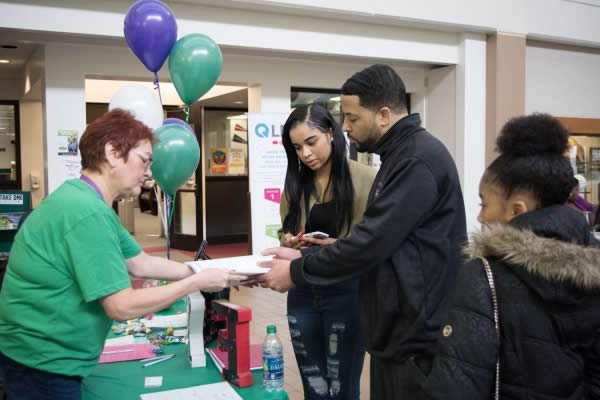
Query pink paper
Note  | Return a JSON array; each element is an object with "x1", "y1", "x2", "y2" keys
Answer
[
  {"x1": 207, "y1": 344, "x2": 263, "y2": 370},
  {"x1": 99, "y1": 343, "x2": 156, "y2": 364}
]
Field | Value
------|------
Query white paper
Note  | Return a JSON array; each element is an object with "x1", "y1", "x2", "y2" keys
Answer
[
  {"x1": 187, "y1": 293, "x2": 206, "y2": 368},
  {"x1": 104, "y1": 336, "x2": 135, "y2": 346},
  {"x1": 186, "y1": 255, "x2": 272, "y2": 276},
  {"x1": 140, "y1": 382, "x2": 242, "y2": 400},
  {"x1": 144, "y1": 376, "x2": 163, "y2": 388},
  {"x1": 206, "y1": 348, "x2": 224, "y2": 373},
  {"x1": 141, "y1": 313, "x2": 188, "y2": 328},
  {"x1": 173, "y1": 329, "x2": 188, "y2": 337}
]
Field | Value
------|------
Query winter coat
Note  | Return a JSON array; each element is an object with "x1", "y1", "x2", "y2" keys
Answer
[
  {"x1": 290, "y1": 113, "x2": 467, "y2": 361},
  {"x1": 421, "y1": 205, "x2": 600, "y2": 400}
]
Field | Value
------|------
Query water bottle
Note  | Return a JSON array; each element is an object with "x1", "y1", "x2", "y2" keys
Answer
[{"x1": 263, "y1": 324, "x2": 286, "y2": 397}]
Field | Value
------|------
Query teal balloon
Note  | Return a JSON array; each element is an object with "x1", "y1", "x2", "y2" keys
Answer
[
  {"x1": 168, "y1": 33, "x2": 223, "y2": 105},
  {"x1": 151, "y1": 125, "x2": 200, "y2": 194}
]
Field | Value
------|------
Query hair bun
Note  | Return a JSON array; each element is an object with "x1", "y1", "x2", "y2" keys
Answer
[{"x1": 496, "y1": 113, "x2": 568, "y2": 158}]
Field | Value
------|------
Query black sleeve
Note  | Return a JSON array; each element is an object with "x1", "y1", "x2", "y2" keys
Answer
[
  {"x1": 586, "y1": 331, "x2": 600, "y2": 399},
  {"x1": 424, "y1": 259, "x2": 498, "y2": 399},
  {"x1": 290, "y1": 157, "x2": 437, "y2": 286},
  {"x1": 300, "y1": 246, "x2": 321, "y2": 256}
]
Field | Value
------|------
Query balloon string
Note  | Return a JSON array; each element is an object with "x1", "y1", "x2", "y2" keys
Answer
[
  {"x1": 154, "y1": 186, "x2": 165, "y2": 232},
  {"x1": 153, "y1": 72, "x2": 163, "y2": 107},
  {"x1": 184, "y1": 105, "x2": 190, "y2": 123},
  {"x1": 168, "y1": 194, "x2": 176, "y2": 228},
  {"x1": 165, "y1": 194, "x2": 171, "y2": 260}
]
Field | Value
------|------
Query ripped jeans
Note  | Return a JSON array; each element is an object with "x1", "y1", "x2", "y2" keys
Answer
[{"x1": 287, "y1": 279, "x2": 365, "y2": 400}]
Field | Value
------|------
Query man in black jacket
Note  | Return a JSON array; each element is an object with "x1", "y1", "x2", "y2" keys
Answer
[{"x1": 258, "y1": 64, "x2": 467, "y2": 399}]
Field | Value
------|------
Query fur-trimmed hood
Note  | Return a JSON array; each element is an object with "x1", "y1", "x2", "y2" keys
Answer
[{"x1": 466, "y1": 224, "x2": 600, "y2": 290}]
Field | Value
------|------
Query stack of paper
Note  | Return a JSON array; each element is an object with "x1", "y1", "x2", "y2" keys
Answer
[
  {"x1": 99, "y1": 344, "x2": 155, "y2": 364},
  {"x1": 140, "y1": 382, "x2": 242, "y2": 400},
  {"x1": 187, "y1": 292, "x2": 206, "y2": 368},
  {"x1": 206, "y1": 344, "x2": 263, "y2": 373},
  {"x1": 185, "y1": 255, "x2": 272, "y2": 276},
  {"x1": 141, "y1": 313, "x2": 188, "y2": 329}
]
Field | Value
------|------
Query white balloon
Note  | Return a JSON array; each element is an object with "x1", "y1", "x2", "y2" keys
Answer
[{"x1": 108, "y1": 85, "x2": 163, "y2": 130}]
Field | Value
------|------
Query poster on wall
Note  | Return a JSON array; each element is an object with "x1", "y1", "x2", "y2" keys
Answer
[
  {"x1": 57, "y1": 130, "x2": 79, "y2": 156},
  {"x1": 62, "y1": 159, "x2": 81, "y2": 179},
  {"x1": 210, "y1": 147, "x2": 227, "y2": 174},
  {"x1": 228, "y1": 148, "x2": 245, "y2": 175},
  {"x1": 248, "y1": 113, "x2": 289, "y2": 255}
]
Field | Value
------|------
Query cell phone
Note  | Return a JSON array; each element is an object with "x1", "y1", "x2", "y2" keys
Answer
[{"x1": 302, "y1": 231, "x2": 330, "y2": 239}]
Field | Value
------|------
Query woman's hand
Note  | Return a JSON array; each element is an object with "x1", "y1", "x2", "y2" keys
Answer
[
  {"x1": 193, "y1": 268, "x2": 247, "y2": 293},
  {"x1": 281, "y1": 232, "x2": 304, "y2": 248},
  {"x1": 300, "y1": 236, "x2": 337, "y2": 247}
]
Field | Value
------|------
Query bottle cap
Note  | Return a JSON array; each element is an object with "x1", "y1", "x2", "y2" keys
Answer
[{"x1": 267, "y1": 324, "x2": 277, "y2": 334}]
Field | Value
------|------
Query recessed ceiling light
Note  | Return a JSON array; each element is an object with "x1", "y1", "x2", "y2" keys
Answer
[
  {"x1": 234, "y1": 101, "x2": 244, "y2": 104},
  {"x1": 1, "y1": 45, "x2": 18, "y2": 49},
  {"x1": 0, "y1": 60, "x2": 10, "y2": 64}
]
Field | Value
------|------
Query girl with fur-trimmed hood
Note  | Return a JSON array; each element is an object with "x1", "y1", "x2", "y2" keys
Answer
[{"x1": 415, "y1": 114, "x2": 600, "y2": 399}]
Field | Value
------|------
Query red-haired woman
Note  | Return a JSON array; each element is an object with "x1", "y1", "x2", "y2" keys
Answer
[{"x1": 0, "y1": 109, "x2": 245, "y2": 400}]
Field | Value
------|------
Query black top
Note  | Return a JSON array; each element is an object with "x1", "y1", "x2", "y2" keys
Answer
[
  {"x1": 304, "y1": 201, "x2": 337, "y2": 238},
  {"x1": 290, "y1": 113, "x2": 467, "y2": 361}
]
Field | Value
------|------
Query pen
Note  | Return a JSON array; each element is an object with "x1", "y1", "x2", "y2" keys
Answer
[
  {"x1": 139, "y1": 354, "x2": 172, "y2": 363},
  {"x1": 102, "y1": 349, "x2": 135, "y2": 355},
  {"x1": 143, "y1": 354, "x2": 175, "y2": 367}
]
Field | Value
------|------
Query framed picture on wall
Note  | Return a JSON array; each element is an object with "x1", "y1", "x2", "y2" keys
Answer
[{"x1": 590, "y1": 147, "x2": 600, "y2": 171}]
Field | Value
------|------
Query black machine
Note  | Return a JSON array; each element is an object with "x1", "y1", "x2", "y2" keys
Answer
[{"x1": 194, "y1": 240, "x2": 231, "y2": 344}]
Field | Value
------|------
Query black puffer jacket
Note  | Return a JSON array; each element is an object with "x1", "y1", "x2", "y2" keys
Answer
[{"x1": 422, "y1": 205, "x2": 600, "y2": 399}]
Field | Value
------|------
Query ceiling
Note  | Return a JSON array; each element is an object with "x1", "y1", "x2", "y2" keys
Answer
[
  {"x1": 85, "y1": 79, "x2": 247, "y2": 108},
  {"x1": 198, "y1": 88, "x2": 247, "y2": 108},
  {"x1": 0, "y1": 41, "x2": 36, "y2": 79},
  {"x1": 0, "y1": 28, "x2": 249, "y2": 108}
]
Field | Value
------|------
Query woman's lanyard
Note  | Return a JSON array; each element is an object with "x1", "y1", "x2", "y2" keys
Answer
[{"x1": 80, "y1": 175, "x2": 104, "y2": 200}]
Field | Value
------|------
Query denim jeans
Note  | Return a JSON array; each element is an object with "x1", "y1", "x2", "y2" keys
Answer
[
  {"x1": 287, "y1": 279, "x2": 365, "y2": 399},
  {"x1": 0, "y1": 352, "x2": 82, "y2": 400}
]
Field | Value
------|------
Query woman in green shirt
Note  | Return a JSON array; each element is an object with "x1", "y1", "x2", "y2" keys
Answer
[{"x1": 0, "y1": 109, "x2": 245, "y2": 400}]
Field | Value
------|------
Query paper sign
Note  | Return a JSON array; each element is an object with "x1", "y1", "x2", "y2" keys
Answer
[
  {"x1": 211, "y1": 148, "x2": 227, "y2": 174},
  {"x1": 264, "y1": 188, "x2": 281, "y2": 204},
  {"x1": 57, "y1": 130, "x2": 79, "y2": 156},
  {"x1": 0, "y1": 193, "x2": 23, "y2": 205},
  {"x1": 140, "y1": 382, "x2": 242, "y2": 400}
]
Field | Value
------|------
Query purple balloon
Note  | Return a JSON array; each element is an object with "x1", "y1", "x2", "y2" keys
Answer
[
  {"x1": 163, "y1": 118, "x2": 193, "y2": 132},
  {"x1": 124, "y1": 0, "x2": 177, "y2": 73}
]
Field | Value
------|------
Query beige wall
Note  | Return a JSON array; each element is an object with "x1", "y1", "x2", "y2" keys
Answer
[
  {"x1": 19, "y1": 100, "x2": 45, "y2": 207},
  {"x1": 526, "y1": 41, "x2": 600, "y2": 119},
  {"x1": 486, "y1": 33, "x2": 526, "y2": 165}
]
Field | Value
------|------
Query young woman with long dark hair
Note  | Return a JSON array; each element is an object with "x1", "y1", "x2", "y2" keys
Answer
[{"x1": 279, "y1": 104, "x2": 375, "y2": 399}]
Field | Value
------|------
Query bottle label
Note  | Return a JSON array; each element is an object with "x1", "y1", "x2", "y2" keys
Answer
[{"x1": 263, "y1": 353, "x2": 284, "y2": 381}]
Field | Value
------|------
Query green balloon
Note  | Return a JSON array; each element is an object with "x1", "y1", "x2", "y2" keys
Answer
[
  {"x1": 168, "y1": 33, "x2": 223, "y2": 105},
  {"x1": 151, "y1": 125, "x2": 200, "y2": 194}
]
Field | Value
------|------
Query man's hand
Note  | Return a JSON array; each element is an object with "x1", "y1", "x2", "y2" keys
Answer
[
  {"x1": 261, "y1": 246, "x2": 302, "y2": 260},
  {"x1": 256, "y1": 258, "x2": 294, "y2": 293}
]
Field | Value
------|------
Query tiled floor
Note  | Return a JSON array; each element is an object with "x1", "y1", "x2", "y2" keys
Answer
[{"x1": 133, "y1": 209, "x2": 371, "y2": 399}]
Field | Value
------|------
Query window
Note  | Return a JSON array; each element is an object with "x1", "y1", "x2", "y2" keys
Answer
[{"x1": 0, "y1": 101, "x2": 21, "y2": 189}]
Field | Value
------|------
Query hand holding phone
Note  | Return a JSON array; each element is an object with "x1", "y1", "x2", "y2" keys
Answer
[{"x1": 302, "y1": 231, "x2": 330, "y2": 239}]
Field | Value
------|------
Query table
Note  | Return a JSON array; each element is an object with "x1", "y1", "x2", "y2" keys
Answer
[{"x1": 82, "y1": 300, "x2": 266, "y2": 400}]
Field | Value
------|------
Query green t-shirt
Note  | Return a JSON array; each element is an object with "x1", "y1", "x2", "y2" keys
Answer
[{"x1": 0, "y1": 179, "x2": 141, "y2": 377}]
